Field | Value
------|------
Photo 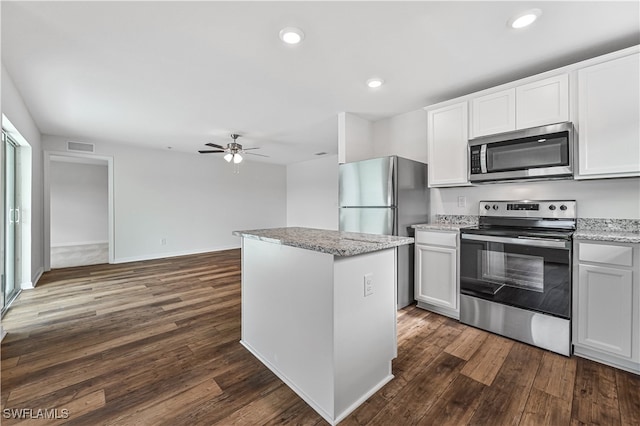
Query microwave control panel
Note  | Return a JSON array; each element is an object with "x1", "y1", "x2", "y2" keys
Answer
[{"x1": 470, "y1": 146, "x2": 482, "y2": 174}]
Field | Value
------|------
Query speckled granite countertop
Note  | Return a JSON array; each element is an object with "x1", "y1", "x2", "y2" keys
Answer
[
  {"x1": 412, "y1": 215, "x2": 478, "y2": 232},
  {"x1": 411, "y1": 216, "x2": 640, "y2": 243},
  {"x1": 233, "y1": 227, "x2": 414, "y2": 257},
  {"x1": 574, "y1": 218, "x2": 640, "y2": 244},
  {"x1": 573, "y1": 230, "x2": 640, "y2": 244},
  {"x1": 412, "y1": 223, "x2": 470, "y2": 231}
]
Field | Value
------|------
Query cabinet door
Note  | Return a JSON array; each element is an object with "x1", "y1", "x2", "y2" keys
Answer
[
  {"x1": 427, "y1": 102, "x2": 469, "y2": 187},
  {"x1": 516, "y1": 74, "x2": 569, "y2": 129},
  {"x1": 415, "y1": 244, "x2": 457, "y2": 310},
  {"x1": 577, "y1": 53, "x2": 640, "y2": 178},
  {"x1": 471, "y1": 88, "x2": 516, "y2": 138},
  {"x1": 576, "y1": 264, "x2": 634, "y2": 358}
]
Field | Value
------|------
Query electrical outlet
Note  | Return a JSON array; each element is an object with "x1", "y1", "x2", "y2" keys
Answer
[
  {"x1": 161, "y1": 238, "x2": 167, "y2": 245},
  {"x1": 458, "y1": 196, "x2": 466, "y2": 208},
  {"x1": 364, "y1": 273, "x2": 374, "y2": 297}
]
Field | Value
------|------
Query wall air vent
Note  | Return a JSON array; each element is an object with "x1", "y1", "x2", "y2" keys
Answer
[{"x1": 67, "y1": 141, "x2": 95, "y2": 153}]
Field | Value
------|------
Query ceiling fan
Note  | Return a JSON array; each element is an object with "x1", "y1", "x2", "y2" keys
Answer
[{"x1": 198, "y1": 134, "x2": 268, "y2": 164}]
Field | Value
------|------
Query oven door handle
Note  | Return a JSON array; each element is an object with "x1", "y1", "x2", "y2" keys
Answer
[{"x1": 460, "y1": 233, "x2": 570, "y2": 249}]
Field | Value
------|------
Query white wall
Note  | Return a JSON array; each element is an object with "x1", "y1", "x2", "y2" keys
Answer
[
  {"x1": 287, "y1": 155, "x2": 339, "y2": 230},
  {"x1": 432, "y1": 177, "x2": 640, "y2": 219},
  {"x1": 1, "y1": 64, "x2": 44, "y2": 286},
  {"x1": 372, "y1": 109, "x2": 428, "y2": 164},
  {"x1": 338, "y1": 112, "x2": 374, "y2": 163},
  {"x1": 43, "y1": 135, "x2": 287, "y2": 263},
  {"x1": 50, "y1": 161, "x2": 108, "y2": 245}
]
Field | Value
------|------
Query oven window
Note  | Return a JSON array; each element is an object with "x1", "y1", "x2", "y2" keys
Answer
[
  {"x1": 486, "y1": 135, "x2": 568, "y2": 172},
  {"x1": 460, "y1": 239, "x2": 571, "y2": 319},
  {"x1": 480, "y1": 250, "x2": 544, "y2": 292}
]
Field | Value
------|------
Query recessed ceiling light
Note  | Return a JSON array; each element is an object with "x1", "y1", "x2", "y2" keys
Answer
[
  {"x1": 366, "y1": 78, "x2": 384, "y2": 89},
  {"x1": 509, "y1": 9, "x2": 542, "y2": 29},
  {"x1": 279, "y1": 27, "x2": 304, "y2": 45}
]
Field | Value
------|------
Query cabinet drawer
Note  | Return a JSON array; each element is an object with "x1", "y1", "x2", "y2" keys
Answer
[
  {"x1": 415, "y1": 231, "x2": 457, "y2": 247},
  {"x1": 579, "y1": 243, "x2": 633, "y2": 267}
]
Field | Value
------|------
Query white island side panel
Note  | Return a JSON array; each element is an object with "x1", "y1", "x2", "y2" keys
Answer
[
  {"x1": 240, "y1": 238, "x2": 336, "y2": 418},
  {"x1": 333, "y1": 248, "x2": 396, "y2": 419}
]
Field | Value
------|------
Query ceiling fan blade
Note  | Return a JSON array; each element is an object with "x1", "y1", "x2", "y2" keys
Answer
[
  {"x1": 205, "y1": 143, "x2": 226, "y2": 149},
  {"x1": 242, "y1": 147, "x2": 260, "y2": 151},
  {"x1": 246, "y1": 152, "x2": 270, "y2": 157},
  {"x1": 198, "y1": 150, "x2": 225, "y2": 154}
]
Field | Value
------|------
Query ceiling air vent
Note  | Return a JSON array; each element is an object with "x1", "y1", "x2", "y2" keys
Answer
[{"x1": 67, "y1": 141, "x2": 95, "y2": 153}]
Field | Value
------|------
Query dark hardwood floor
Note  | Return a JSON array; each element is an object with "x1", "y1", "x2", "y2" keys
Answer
[{"x1": 1, "y1": 249, "x2": 639, "y2": 425}]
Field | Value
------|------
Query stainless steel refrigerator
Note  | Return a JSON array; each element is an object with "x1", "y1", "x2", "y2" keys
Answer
[{"x1": 339, "y1": 156, "x2": 429, "y2": 309}]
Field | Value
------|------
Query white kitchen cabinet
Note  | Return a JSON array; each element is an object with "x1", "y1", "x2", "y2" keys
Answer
[
  {"x1": 426, "y1": 102, "x2": 469, "y2": 187},
  {"x1": 516, "y1": 74, "x2": 569, "y2": 129},
  {"x1": 573, "y1": 240, "x2": 640, "y2": 374},
  {"x1": 470, "y1": 74, "x2": 569, "y2": 138},
  {"x1": 576, "y1": 52, "x2": 640, "y2": 179},
  {"x1": 414, "y1": 230, "x2": 459, "y2": 319},
  {"x1": 471, "y1": 88, "x2": 515, "y2": 138}
]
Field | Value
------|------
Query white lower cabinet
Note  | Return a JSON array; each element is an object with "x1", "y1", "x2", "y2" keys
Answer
[
  {"x1": 414, "y1": 230, "x2": 459, "y2": 319},
  {"x1": 573, "y1": 240, "x2": 640, "y2": 374}
]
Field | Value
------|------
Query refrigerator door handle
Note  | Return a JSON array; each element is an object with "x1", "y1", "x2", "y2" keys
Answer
[{"x1": 387, "y1": 158, "x2": 395, "y2": 207}]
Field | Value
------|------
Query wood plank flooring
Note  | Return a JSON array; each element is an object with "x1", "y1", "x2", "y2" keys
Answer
[{"x1": 1, "y1": 249, "x2": 638, "y2": 425}]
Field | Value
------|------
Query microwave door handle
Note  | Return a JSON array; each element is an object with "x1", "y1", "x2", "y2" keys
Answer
[
  {"x1": 480, "y1": 144, "x2": 487, "y2": 173},
  {"x1": 461, "y1": 233, "x2": 570, "y2": 249}
]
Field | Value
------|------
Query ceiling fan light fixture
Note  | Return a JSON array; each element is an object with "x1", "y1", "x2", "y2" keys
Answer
[
  {"x1": 224, "y1": 153, "x2": 233, "y2": 162},
  {"x1": 279, "y1": 27, "x2": 304, "y2": 44},
  {"x1": 233, "y1": 153, "x2": 243, "y2": 164},
  {"x1": 509, "y1": 9, "x2": 542, "y2": 29}
]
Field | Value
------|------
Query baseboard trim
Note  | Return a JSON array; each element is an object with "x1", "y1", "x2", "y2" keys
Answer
[
  {"x1": 112, "y1": 245, "x2": 240, "y2": 264},
  {"x1": 51, "y1": 240, "x2": 109, "y2": 248}
]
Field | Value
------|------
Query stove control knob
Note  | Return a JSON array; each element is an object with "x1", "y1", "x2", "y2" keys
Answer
[
  {"x1": 492, "y1": 204, "x2": 499, "y2": 210},
  {"x1": 549, "y1": 205, "x2": 556, "y2": 211},
  {"x1": 560, "y1": 204, "x2": 568, "y2": 211},
  {"x1": 484, "y1": 204, "x2": 491, "y2": 210}
]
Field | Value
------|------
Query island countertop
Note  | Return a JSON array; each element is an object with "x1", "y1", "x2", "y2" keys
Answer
[{"x1": 233, "y1": 227, "x2": 414, "y2": 257}]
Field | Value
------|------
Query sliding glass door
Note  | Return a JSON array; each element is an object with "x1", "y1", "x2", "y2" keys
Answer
[{"x1": 2, "y1": 131, "x2": 20, "y2": 315}]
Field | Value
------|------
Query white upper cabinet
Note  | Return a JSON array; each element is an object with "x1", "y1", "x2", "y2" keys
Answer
[
  {"x1": 426, "y1": 101, "x2": 469, "y2": 187},
  {"x1": 576, "y1": 52, "x2": 640, "y2": 178},
  {"x1": 470, "y1": 74, "x2": 569, "y2": 138},
  {"x1": 516, "y1": 74, "x2": 569, "y2": 129},
  {"x1": 471, "y1": 88, "x2": 515, "y2": 137}
]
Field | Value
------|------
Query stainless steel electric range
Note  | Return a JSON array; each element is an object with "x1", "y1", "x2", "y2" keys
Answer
[{"x1": 459, "y1": 200, "x2": 576, "y2": 356}]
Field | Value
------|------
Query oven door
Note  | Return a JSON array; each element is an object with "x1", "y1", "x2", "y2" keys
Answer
[{"x1": 460, "y1": 233, "x2": 571, "y2": 319}]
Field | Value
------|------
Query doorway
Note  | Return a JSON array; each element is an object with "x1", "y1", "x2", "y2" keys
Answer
[
  {"x1": 49, "y1": 157, "x2": 109, "y2": 268},
  {"x1": 44, "y1": 151, "x2": 114, "y2": 271}
]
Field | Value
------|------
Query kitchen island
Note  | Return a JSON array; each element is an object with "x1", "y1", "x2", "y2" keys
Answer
[{"x1": 233, "y1": 227, "x2": 414, "y2": 425}]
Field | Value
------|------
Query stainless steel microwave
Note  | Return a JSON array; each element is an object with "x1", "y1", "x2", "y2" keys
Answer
[{"x1": 469, "y1": 122, "x2": 574, "y2": 183}]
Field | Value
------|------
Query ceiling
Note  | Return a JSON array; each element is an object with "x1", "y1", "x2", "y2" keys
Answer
[{"x1": 2, "y1": 1, "x2": 639, "y2": 165}]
